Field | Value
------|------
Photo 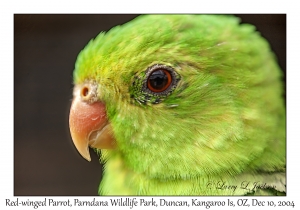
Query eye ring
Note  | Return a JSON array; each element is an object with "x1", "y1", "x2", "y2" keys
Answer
[{"x1": 147, "y1": 69, "x2": 172, "y2": 93}]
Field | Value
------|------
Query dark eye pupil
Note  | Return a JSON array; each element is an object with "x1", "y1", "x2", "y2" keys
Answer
[{"x1": 148, "y1": 70, "x2": 168, "y2": 91}]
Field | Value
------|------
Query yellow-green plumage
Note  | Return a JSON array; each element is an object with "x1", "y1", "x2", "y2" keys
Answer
[{"x1": 73, "y1": 15, "x2": 285, "y2": 195}]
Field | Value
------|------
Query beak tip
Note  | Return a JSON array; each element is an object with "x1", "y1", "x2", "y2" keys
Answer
[{"x1": 78, "y1": 147, "x2": 92, "y2": 162}]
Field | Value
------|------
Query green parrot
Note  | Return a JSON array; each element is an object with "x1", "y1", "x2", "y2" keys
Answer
[{"x1": 69, "y1": 15, "x2": 286, "y2": 195}]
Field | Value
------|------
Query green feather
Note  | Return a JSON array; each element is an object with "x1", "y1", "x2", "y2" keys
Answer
[{"x1": 73, "y1": 15, "x2": 285, "y2": 195}]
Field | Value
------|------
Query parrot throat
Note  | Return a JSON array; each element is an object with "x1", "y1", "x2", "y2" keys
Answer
[{"x1": 99, "y1": 152, "x2": 285, "y2": 195}]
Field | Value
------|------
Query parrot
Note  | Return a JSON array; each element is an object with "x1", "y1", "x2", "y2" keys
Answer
[{"x1": 69, "y1": 15, "x2": 286, "y2": 195}]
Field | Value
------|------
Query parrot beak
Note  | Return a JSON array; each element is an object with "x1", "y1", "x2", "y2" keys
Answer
[{"x1": 69, "y1": 85, "x2": 116, "y2": 161}]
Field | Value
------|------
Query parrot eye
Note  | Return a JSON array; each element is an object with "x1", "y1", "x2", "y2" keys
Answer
[
  {"x1": 147, "y1": 69, "x2": 172, "y2": 92},
  {"x1": 130, "y1": 64, "x2": 181, "y2": 105},
  {"x1": 145, "y1": 64, "x2": 178, "y2": 95}
]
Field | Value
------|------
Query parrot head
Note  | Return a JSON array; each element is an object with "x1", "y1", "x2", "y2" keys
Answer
[{"x1": 69, "y1": 15, "x2": 284, "y2": 184}]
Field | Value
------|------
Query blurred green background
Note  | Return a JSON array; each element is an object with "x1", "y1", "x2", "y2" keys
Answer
[{"x1": 14, "y1": 14, "x2": 286, "y2": 195}]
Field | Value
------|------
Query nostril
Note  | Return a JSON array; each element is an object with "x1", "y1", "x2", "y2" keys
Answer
[
  {"x1": 77, "y1": 82, "x2": 98, "y2": 103},
  {"x1": 81, "y1": 86, "x2": 89, "y2": 97}
]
